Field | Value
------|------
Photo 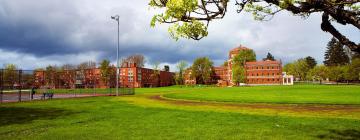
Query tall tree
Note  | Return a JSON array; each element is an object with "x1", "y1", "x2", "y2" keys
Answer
[
  {"x1": 284, "y1": 58, "x2": 310, "y2": 81},
  {"x1": 328, "y1": 66, "x2": 345, "y2": 84},
  {"x1": 232, "y1": 49, "x2": 256, "y2": 85},
  {"x1": 263, "y1": 52, "x2": 275, "y2": 61},
  {"x1": 232, "y1": 64, "x2": 246, "y2": 85},
  {"x1": 176, "y1": 60, "x2": 188, "y2": 85},
  {"x1": 232, "y1": 49, "x2": 256, "y2": 65},
  {"x1": 122, "y1": 54, "x2": 146, "y2": 67},
  {"x1": 149, "y1": 0, "x2": 360, "y2": 52},
  {"x1": 100, "y1": 59, "x2": 111, "y2": 87},
  {"x1": 191, "y1": 57, "x2": 214, "y2": 84},
  {"x1": 3, "y1": 64, "x2": 18, "y2": 87},
  {"x1": 305, "y1": 56, "x2": 317, "y2": 69},
  {"x1": 222, "y1": 61, "x2": 228, "y2": 67},
  {"x1": 307, "y1": 65, "x2": 329, "y2": 84},
  {"x1": 152, "y1": 61, "x2": 161, "y2": 87},
  {"x1": 61, "y1": 64, "x2": 76, "y2": 70},
  {"x1": 45, "y1": 65, "x2": 59, "y2": 87},
  {"x1": 77, "y1": 61, "x2": 97, "y2": 70},
  {"x1": 324, "y1": 38, "x2": 350, "y2": 66},
  {"x1": 349, "y1": 58, "x2": 360, "y2": 81}
]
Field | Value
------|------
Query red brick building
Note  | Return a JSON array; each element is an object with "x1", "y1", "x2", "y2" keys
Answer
[
  {"x1": 185, "y1": 45, "x2": 290, "y2": 86},
  {"x1": 34, "y1": 63, "x2": 174, "y2": 88},
  {"x1": 245, "y1": 60, "x2": 283, "y2": 85},
  {"x1": 120, "y1": 63, "x2": 174, "y2": 88}
]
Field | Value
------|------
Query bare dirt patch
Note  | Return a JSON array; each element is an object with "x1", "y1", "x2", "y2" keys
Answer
[{"x1": 149, "y1": 95, "x2": 360, "y2": 113}]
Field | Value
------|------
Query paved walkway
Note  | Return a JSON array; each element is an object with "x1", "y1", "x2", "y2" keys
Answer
[{"x1": 1, "y1": 93, "x2": 112, "y2": 103}]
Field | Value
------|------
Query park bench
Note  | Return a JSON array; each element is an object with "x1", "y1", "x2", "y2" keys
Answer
[{"x1": 41, "y1": 92, "x2": 54, "y2": 100}]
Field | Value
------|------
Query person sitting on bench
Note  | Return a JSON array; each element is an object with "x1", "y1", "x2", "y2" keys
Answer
[{"x1": 40, "y1": 86, "x2": 54, "y2": 100}]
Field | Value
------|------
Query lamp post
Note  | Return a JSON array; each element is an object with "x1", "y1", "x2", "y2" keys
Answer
[{"x1": 111, "y1": 15, "x2": 120, "y2": 96}]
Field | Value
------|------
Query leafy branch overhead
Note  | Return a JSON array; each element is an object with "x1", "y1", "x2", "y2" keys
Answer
[{"x1": 149, "y1": 0, "x2": 360, "y2": 52}]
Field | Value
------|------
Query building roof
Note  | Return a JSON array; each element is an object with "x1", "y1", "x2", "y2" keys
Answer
[
  {"x1": 230, "y1": 45, "x2": 250, "y2": 52},
  {"x1": 245, "y1": 60, "x2": 281, "y2": 65},
  {"x1": 213, "y1": 66, "x2": 227, "y2": 70}
]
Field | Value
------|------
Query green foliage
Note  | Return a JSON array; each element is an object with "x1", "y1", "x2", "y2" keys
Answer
[
  {"x1": 232, "y1": 65, "x2": 246, "y2": 85},
  {"x1": 165, "y1": 0, "x2": 198, "y2": 18},
  {"x1": 327, "y1": 66, "x2": 345, "y2": 83},
  {"x1": 175, "y1": 60, "x2": 188, "y2": 85},
  {"x1": 307, "y1": 65, "x2": 329, "y2": 83},
  {"x1": 222, "y1": 61, "x2": 228, "y2": 67},
  {"x1": 100, "y1": 59, "x2": 111, "y2": 85},
  {"x1": 324, "y1": 38, "x2": 350, "y2": 66},
  {"x1": 191, "y1": 57, "x2": 214, "y2": 84},
  {"x1": 3, "y1": 64, "x2": 18, "y2": 86},
  {"x1": 349, "y1": 58, "x2": 360, "y2": 80},
  {"x1": 283, "y1": 58, "x2": 310, "y2": 80},
  {"x1": 150, "y1": 0, "x2": 207, "y2": 40},
  {"x1": 304, "y1": 56, "x2": 317, "y2": 69},
  {"x1": 231, "y1": 49, "x2": 256, "y2": 85},
  {"x1": 232, "y1": 49, "x2": 256, "y2": 66},
  {"x1": 245, "y1": 3, "x2": 277, "y2": 21},
  {"x1": 168, "y1": 21, "x2": 208, "y2": 40},
  {"x1": 45, "y1": 65, "x2": 59, "y2": 86}
]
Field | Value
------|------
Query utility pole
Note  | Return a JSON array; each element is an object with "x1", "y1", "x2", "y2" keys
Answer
[{"x1": 111, "y1": 15, "x2": 120, "y2": 96}]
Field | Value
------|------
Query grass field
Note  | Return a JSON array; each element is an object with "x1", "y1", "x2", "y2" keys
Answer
[
  {"x1": 1, "y1": 85, "x2": 360, "y2": 140},
  {"x1": 163, "y1": 85, "x2": 360, "y2": 105}
]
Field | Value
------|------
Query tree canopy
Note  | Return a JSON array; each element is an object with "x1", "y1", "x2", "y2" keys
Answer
[
  {"x1": 263, "y1": 52, "x2": 275, "y2": 61},
  {"x1": 283, "y1": 58, "x2": 310, "y2": 80},
  {"x1": 100, "y1": 59, "x2": 113, "y2": 86},
  {"x1": 175, "y1": 60, "x2": 188, "y2": 85},
  {"x1": 122, "y1": 54, "x2": 146, "y2": 67},
  {"x1": 232, "y1": 49, "x2": 256, "y2": 66},
  {"x1": 149, "y1": 0, "x2": 360, "y2": 52},
  {"x1": 324, "y1": 38, "x2": 350, "y2": 66},
  {"x1": 305, "y1": 56, "x2": 317, "y2": 69},
  {"x1": 191, "y1": 57, "x2": 214, "y2": 84},
  {"x1": 232, "y1": 49, "x2": 256, "y2": 85}
]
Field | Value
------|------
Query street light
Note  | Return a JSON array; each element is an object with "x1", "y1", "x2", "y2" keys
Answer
[{"x1": 111, "y1": 15, "x2": 120, "y2": 96}]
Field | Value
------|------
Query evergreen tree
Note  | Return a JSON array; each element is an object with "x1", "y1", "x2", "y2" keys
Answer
[
  {"x1": 305, "y1": 56, "x2": 317, "y2": 69},
  {"x1": 263, "y1": 52, "x2": 275, "y2": 61},
  {"x1": 324, "y1": 38, "x2": 350, "y2": 66}
]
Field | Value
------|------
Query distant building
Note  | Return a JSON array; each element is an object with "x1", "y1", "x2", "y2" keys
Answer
[
  {"x1": 120, "y1": 63, "x2": 174, "y2": 88},
  {"x1": 245, "y1": 60, "x2": 283, "y2": 85},
  {"x1": 34, "y1": 63, "x2": 174, "y2": 88},
  {"x1": 185, "y1": 45, "x2": 294, "y2": 86}
]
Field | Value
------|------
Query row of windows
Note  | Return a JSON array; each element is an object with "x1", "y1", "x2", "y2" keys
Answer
[
  {"x1": 246, "y1": 66, "x2": 280, "y2": 70},
  {"x1": 247, "y1": 78, "x2": 280, "y2": 82},
  {"x1": 247, "y1": 73, "x2": 281, "y2": 76}
]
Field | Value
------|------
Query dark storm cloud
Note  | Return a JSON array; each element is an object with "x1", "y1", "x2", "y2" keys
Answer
[
  {"x1": 0, "y1": 0, "x2": 358, "y2": 70},
  {"x1": 0, "y1": 21, "x2": 75, "y2": 56}
]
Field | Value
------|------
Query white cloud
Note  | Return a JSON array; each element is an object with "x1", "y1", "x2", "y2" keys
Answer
[{"x1": 0, "y1": 0, "x2": 358, "y2": 69}]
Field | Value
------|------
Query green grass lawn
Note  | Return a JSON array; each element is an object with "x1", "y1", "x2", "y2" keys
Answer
[
  {"x1": 164, "y1": 85, "x2": 360, "y2": 105},
  {"x1": 1, "y1": 85, "x2": 360, "y2": 140}
]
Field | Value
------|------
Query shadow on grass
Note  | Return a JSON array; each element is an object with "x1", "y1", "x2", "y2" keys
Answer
[
  {"x1": 0, "y1": 107, "x2": 75, "y2": 126},
  {"x1": 317, "y1": 129, "x2": 360, "y2": 140}
]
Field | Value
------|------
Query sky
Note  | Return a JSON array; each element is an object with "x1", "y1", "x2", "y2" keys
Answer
[{"x1": 0, "y1": 0, "x2": 359, "y2": 71}]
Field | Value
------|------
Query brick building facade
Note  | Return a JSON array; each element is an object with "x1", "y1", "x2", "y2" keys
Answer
[
  {"x1": 34, "y1": 63, "x2": 174, "y2": 88},
  {"x1": 185, "y1": 45, "x2": 292, "y2": 86},
  {"x1": 245, "y1": 60, "x2": 283, "y2": 85}
]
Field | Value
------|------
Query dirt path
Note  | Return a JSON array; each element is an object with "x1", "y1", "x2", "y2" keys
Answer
[{"x1": 136, "y1": 94, "x2": 360, "y2": 119}]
